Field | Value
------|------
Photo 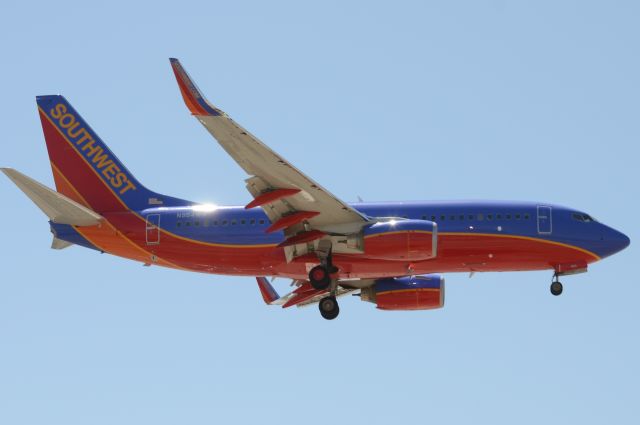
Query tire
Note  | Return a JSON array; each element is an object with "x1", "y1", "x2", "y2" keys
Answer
[
  {"x1": 550, "y1": 281, "x2": 563, "y2": 296},
  {"x1": 319, "y1": 296, "x2": 340, "y2": 320},
  {"x1": 309, "y1": 265, "x2": 331, "y2": 290}
]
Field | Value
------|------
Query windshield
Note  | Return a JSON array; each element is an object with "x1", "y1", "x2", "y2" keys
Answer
[{"x1": 572, "y1": 212, "x2": 596, "y2": 222}]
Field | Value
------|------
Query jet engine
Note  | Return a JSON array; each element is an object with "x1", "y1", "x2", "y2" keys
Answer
[
  {"x1": 362, "y1": 219, "x2": 437, "y2": 261},
  {"x1": 360, "y1": 274, "x2": 445, "y2": 310}
]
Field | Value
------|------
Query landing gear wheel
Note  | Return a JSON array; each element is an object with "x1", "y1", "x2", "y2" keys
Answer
[
  {"x1": 319, "y1": 296, "x2": 340, "y2": 320},
  {"x1": 550, "y1": 280, "x2": 563, "y2": 296},
  {"x1": 309, "y1": 265, "x2": 331, "y2": 290}
]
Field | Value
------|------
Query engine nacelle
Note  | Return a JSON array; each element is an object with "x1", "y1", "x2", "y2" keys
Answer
[
  {"x1": 360, "y1": 274, "x2": 445, "y2": 310},
  {"x1": 362, "y1": 219, "x2": 437, "y2": 261}
]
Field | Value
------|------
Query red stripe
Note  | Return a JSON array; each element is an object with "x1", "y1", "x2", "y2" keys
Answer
[
  {"x1": 266, "y1": 211, "x2": 319, "y2": 233},
  {"x1": 245, "y1": 188, "x2": 301, "y2": 209},
  {"x1": 39, "y1": 110, "x2": 126, "y2": 212}
]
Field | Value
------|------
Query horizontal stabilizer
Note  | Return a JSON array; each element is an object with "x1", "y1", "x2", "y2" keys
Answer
[
  {"x1": 51, "y1": 237, "x2": 73, "y2": 250},
  {"x1": 1, "y1": 168, "x2": 102, "y2": 226}
]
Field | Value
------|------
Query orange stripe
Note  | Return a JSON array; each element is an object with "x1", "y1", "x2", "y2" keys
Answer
[
  {"x1": 44, "y1": 106, "x2": 276, "y2": 249},
  {"x1": 377, "y1": 288, "x2": 439, "y2": 296},
  {"x1": 51, "y1": 162, "x2": 186, "y2": 270},
  {"x1": 39, "y1": 107, "x2": 130, "y2": 211},
  {"x1": 364, "y1": 230, "x2": 433, "y2": 239}
]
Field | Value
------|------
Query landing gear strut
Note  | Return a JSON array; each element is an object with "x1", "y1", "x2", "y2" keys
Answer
[
  {"x1": 309, "y1": 243, "x2": 341, "y2": 319},
  {"x1": 319, "y1": 296, "x2": 340, "y2": 320},
  {"x1": 550, "y1": 275, "x2": 563, "y2": 296}
]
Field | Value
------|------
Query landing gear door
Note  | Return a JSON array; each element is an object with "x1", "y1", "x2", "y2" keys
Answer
[
  {"x1": 145, "y1": 213, "x2": 161, "y2": 245},
  {"x1": 537, "y1": 206, "x2": 552, "y2": 234}
]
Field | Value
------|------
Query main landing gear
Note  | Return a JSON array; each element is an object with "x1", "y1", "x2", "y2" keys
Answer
[
  {"x1": 308, "y1": 246, "x2": 341, "y2": 320},
  {"x1": 550, "y1": 274, "x2": 563, "y2": 296},
  {"x1": 308, "y1": 249, "x2": 338, "y2": 291},
  {"x1": 319, "y1": 296, "x2": 340, "y2": 320}
]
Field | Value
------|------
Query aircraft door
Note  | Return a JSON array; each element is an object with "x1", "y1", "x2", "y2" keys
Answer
[
  {"x1": 537, "y1": 206, "x2": 552, "y2": 234},
  {"x1": 145, "y1": 214, "x2": 161, "y2": 245}
]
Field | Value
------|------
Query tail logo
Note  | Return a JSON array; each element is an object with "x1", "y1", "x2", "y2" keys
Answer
[{"x1": 49, "y1": 103, "x2": 137, "y2": 195}]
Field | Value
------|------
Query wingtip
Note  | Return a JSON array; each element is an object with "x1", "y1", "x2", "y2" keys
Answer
[{"x1": 169, "y1": 59, "x2": 221, "y2": 117}]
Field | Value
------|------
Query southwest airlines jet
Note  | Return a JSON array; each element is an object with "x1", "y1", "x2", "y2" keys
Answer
[{"x1": 2, "y1": 59, "x2": 630, "y2": 320}]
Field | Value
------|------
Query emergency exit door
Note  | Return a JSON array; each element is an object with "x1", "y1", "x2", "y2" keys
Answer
[
  {"x1": 145, "y1": 214, "x2": 161, "y2": 245},
  {"x1": 537, "y1": 206, "x2": 552, "y2": 234}
]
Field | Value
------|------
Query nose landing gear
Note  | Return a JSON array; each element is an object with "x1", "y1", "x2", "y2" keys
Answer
[{"x1": 550, "y1": 275, "x2": 563, "y2": 296}]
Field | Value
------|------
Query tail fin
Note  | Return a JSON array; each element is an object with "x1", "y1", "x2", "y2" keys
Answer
[{"x1": 36, "y1": 95, "x2": 187, "y2": 212}]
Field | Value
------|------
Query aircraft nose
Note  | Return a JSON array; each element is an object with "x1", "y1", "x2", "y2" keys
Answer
[{"x1": 608, "y1": 227, "x2": 631, "y2": 254}]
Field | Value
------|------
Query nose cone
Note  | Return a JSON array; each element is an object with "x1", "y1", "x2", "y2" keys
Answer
[
  {"x1": 615, "y1": 229, "x2": 631, "y2": 251},
  {"x1": 607, "y1": 227, "x2": 631, "y2": 256}
]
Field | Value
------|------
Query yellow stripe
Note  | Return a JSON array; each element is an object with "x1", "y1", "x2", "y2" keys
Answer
[
  {"x1": 41, "y1": 106, "x2": 276, "y2": 249},
  {"x1": 439, "y1": 231, "x2": 600, "y2": 261},
  {"x1": 50, "y1": 162, "x2": 187, "y2": 270},
  {"x1": 40, "y1": 108, "x2": 131, "y2": 210},
  {"x1": 377, "y1": 288, "x2": 440, "y2": 296}
]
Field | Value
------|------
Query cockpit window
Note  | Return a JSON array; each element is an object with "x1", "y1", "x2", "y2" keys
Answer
[{"x1": 572, "y1": 213, "x2": 595, "y2": 222}]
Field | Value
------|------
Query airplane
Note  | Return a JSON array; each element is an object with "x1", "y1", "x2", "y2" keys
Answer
[{"x1": 2, "y1": 58, "x2": 630, "y2": 320}]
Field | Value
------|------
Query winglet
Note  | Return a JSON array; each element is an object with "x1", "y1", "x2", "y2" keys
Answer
[
  {"x1": 169, "y1": 58, "x2": 221, "y2": 116},
  {"x1": 256, "y1": 277, "x2": 281, "y2": 305}
]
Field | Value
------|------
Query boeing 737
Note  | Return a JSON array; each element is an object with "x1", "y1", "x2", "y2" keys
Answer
[{"x1": 2, "y1": 59, "x2": 630, "y2": 319}]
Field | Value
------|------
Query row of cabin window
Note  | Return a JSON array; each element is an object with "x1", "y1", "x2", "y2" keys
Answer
[
  {"x1": 176, "y1": 218, "x2": 267, "y2": 228},
  {"x1": 418, "y1": 213, "x2": 531, "y2": 222}
]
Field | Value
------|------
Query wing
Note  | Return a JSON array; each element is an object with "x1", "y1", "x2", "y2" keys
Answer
[
  {"x1": 255, "y1": 277, "x2": 357, "y2": 308},
  {"x1": 170, "y1": 59, "x2": 369, "y2": 260}
]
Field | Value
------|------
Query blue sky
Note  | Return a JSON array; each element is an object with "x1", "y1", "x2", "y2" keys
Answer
[{"x1": 0, "y1": 1, "x2": 638, "y2": 423}]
